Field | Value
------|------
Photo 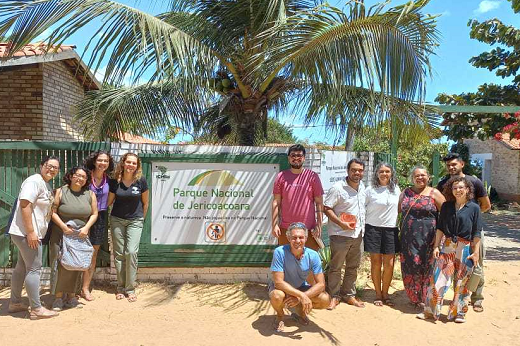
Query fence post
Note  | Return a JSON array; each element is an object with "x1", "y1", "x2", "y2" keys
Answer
[{"x1": 432, "y1": 150, "x2": 440, "y2": 186}]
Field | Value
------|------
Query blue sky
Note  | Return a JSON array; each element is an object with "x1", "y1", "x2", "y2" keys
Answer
[{"x1": 35, "y1": 0, "x2": 519, "y2": 144}]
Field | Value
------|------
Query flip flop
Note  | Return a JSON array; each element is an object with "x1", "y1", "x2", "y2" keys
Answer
[
  {"x1": 291, "y1": 312, "x2": 310, "y2": 326},
  {"x1": 327, "y1": 297, "x2": 340, "y2": 310},
  {"x1": 382, "y1": 298, "x2": 395, "y2": 307},
  {"x1": 373, "y1": 298, "x2": 384, "y2": 307},
  {"x1": 127, "y1": 293, "x2": 137, "y2": 302},
  {"x1": 115, "y1": 293, "x2": 125, "y2": 300},
  {"x1": 273, "y1": 318, "x2": 285, "y2": 332},
  {"x1": 473, "y1": 300, "x2": 484, "y2": 313}
]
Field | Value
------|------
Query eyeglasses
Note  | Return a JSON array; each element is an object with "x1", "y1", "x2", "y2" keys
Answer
[
  {"x1": 72, "y1": 174, "x2": 87, "y2": 180},
  {"x1": 44, "y1": 163, "x2": 59, "y2": 171}
]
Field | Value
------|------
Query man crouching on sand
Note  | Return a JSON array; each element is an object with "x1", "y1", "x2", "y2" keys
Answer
[{"x1": 268, "y1": 222, "x2": 330, "y2": 332}]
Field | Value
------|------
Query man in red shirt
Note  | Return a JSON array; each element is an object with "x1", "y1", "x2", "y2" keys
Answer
[{"x1": 272, "y1": 144, "x2": 324, "y2": 251}]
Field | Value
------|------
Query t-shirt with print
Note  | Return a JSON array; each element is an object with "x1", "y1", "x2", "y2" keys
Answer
[
  {"x1": 269, "y1": 245, "x2": 323, "y2": 291},
  {"x1": 272, "y1": 169, "x2": 324, "y2": 230},
  {"x1": 9, "y1": 174, "x2": 53, "y2": 239},
  {"x1": 109, "y1": 177, "x2": 148, "y2": 220},
  {"x1": 324, "y1": 179, "x2": 366, "y2": 238}
]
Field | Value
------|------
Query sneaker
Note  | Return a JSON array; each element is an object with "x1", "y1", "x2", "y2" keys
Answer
[
  {"x1": 8, "y1": 302, "x2": 29, "y2": 313},
  {"x1": 454, "y1": 315, "x2": 466, "y2": 323},
  {"x1": 64, "y1": 297, "x2": 82, "y2": 309},
  {"x1": 52, "y1": 298, "x2": 64, "y2": 311},
  {"x1": 29, "y1": 307, "x2": 59, "y2": 320}
]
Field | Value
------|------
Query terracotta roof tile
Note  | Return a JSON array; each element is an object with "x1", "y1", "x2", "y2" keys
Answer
[
  {"x1": 499, "y1": 133, "x2": 520, "y2": 150},
  {"x1": 120, "y1": 132, "x2": 162, "y2": 145},
  {"x1": 0, "y1": 42, "x2": 76, "y2": 58}
]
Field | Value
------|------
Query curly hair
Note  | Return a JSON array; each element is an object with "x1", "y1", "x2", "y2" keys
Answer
[
  {"x1": 63, "y1": 166, "x2": 91, "y2": 191},
  {"x1": 372, "y1": 162, "x2": 397, "y2": 193},
  {"x1": 84, "y1": 150, "x2": 114, "y2": 174},
  {"x1": 443, "y1": 176, "x2": 475, "y2": 202},
  {"x1": 112, "y1": 153, "x2": 142, "y2": 182}
]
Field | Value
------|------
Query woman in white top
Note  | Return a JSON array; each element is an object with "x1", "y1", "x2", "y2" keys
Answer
[
  {"x1": 364, "y1": 162, "x2": 401, "y2": 307},
  {"x1": 8, "y1": 155, "x2": 60, "y2": 320}
]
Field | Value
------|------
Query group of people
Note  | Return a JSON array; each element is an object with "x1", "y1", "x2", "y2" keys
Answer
[
  {"x1": 269, "y1": 145, "x2": 488, "y2": 331},
  {"x1": 6, "y1": 144, "x2": 488, "y2": 324},
  {"x1": 7, "y1": 151, "x2": 148, "y2": 319}
]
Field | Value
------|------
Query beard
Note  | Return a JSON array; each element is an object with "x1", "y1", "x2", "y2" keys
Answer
[{"x1": 290, "y1": 163, "x2": 303, "y2": 169}]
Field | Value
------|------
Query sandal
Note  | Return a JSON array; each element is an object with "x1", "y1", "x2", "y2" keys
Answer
[
  {"x1": 472, "y1": 300, "x2": 484, "y2": 313},
  {"x1": 127, "y1": 293, "x2": 137, "y2": 302},
  {"x1": 373, "y1": 298, "x2": 384, "y2": 307},
  {"x1": 327, "y1": 297, "x2": 340, "y2": 310},
  {"x1": 291, "y1": 312, "x2": 310, "y2": 326},
  {"x1": 382, "y1": 297, "x2": 395, "y2": 307},
  {"x1": 115, "y1": 293, "x2": 125, "y2": 300},
  {"x1": 273, "y1": 318, "x2": 285, "y2": 332}
]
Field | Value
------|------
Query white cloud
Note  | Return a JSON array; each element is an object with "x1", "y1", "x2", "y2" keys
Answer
[{"x1": 474, "y1": 1, "x2": 501, "y2": 14}]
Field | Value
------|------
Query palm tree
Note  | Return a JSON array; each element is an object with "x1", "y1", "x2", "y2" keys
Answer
[{"x1": 0, "y1": 0, "x2": 439, "y2": 146}]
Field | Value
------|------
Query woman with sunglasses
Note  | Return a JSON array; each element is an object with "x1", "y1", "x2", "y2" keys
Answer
[{"x1": 8, "y1": 156, "x2": 60, "y2": 320}]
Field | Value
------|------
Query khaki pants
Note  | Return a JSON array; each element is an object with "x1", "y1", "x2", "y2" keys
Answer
[
  {"x1": 327, "y1": 235, "x2": 363, "y2": 299},
  {"x1": 110, "y1": 216, "x2": 144, "y2": 294}
]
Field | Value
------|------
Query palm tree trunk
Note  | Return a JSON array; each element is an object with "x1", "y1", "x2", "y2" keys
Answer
[{"x1": 344, "y1": 122, "x2": 356, "y2": 151}]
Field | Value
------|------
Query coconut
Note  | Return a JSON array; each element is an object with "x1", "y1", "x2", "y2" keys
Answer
[{"x1": 222, "y1": 79, "x2": 231, "y2": 88}]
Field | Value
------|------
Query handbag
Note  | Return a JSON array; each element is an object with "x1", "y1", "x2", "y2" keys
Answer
[{"x1": 60, "y1": 220, "x2": 94, "y2": 271}]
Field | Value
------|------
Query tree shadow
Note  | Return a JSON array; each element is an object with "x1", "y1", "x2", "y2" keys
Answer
[
  {"x1": 251, "y1": 314, "x2": 341, "y2": 345},
  {"x1": 139, "y1": 283, "x2": 183, "y2": 308}
]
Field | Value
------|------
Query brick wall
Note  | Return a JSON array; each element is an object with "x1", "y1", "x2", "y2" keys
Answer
[
  {"x1": 465, "y1": 139, "x2": 520, "y2": 201},
  {"x1": 42, "y1": 61, "x2": 84, "y2": 141},
  {"x1": 0, "y1": 64, "x2": 44, "y2": 140},
  {"x1": 0, "y1": 60, "x2": 86, "y2": 141}
]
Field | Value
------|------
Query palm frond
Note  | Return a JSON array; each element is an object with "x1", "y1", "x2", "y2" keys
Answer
[
  {"x1": 0, "y1": 0, "x2": 219, "y2": 85},
  {"x1": 75, "y1": 80, "x2": 208, "y2": 140},
  {"x1": 258, "y1": 1, "x2": 438, "y2": 102}
]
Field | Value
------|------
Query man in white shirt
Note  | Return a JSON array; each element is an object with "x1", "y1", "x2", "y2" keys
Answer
[{"x1": 324, "y1": 158, "x2": 366, "y2": 309}]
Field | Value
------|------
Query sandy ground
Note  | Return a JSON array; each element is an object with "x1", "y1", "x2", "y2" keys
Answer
[{"x1": 0, "y1": 212, "x2": 519, "y2": 346}]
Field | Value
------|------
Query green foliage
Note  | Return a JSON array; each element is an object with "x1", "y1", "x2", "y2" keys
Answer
[
  {"x1": 187, "y1": 117, "x2": 297, "y2": 145},
  {"x1": 0, "y1": 0, "x2": 439, "y2": 146},
  {"x1": 436, "y1": 84, "x2": 520, "y2": 141},
  {"x1": 353, "y1": 122, "x2": 448, "y2": 187},
  {"x1": 437, "y1": 0, "x2": 520, "y2": 141}
]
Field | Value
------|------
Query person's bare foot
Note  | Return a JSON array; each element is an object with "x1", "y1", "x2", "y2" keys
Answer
[
  {"x1": 81, "y1": 290, "x2": 95, "y2": 301},
  {"x1": 127, "y1": 293, "x2": 137, "y2": 302},
  {"x1": 327, "y1": 297, "x2": 340, "y2": 310},
  {"x1": 346, "y1": 296, "x2": 365, "y2": 308},
  {"x1": 115, "y1": 293, "x2": 125, "y2": 300},
  {"x1": 273, "y1": 316, "x2": 285, "y2": 332}
]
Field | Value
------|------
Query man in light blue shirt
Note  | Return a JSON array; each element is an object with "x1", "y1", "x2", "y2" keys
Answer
[{"x1": 269, "y1": 222, "x2": 330, "y2": 332}]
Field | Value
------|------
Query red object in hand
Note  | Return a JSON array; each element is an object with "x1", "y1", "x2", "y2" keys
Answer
[{"x1": 340, "y1": 213, "x2": 357, "y2": 228}]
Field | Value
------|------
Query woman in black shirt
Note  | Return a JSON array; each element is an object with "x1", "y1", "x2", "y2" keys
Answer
[
  {"x1": 108, "y1": 153, "x2": 149, "y2": 302},
  {"x1": 417, "y1": 176, "x2": 482, "y2": 323}
]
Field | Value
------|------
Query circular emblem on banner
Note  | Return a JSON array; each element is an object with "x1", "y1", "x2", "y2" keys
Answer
[{"x1": 206, "y1": 223, "x2": 225, "y2": 241}]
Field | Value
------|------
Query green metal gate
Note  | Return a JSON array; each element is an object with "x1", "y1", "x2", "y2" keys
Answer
[{"x1": 0, "y1": 141, "x2": 111, "y2": 267}]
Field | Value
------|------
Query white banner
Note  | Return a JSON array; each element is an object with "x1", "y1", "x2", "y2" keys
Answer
[
  {"x1": 319, "y1": 151, "x2": 354, "y2": 192},
  {"x1": 151, "y1": 162, "x2": 278, "y2": 245}
]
